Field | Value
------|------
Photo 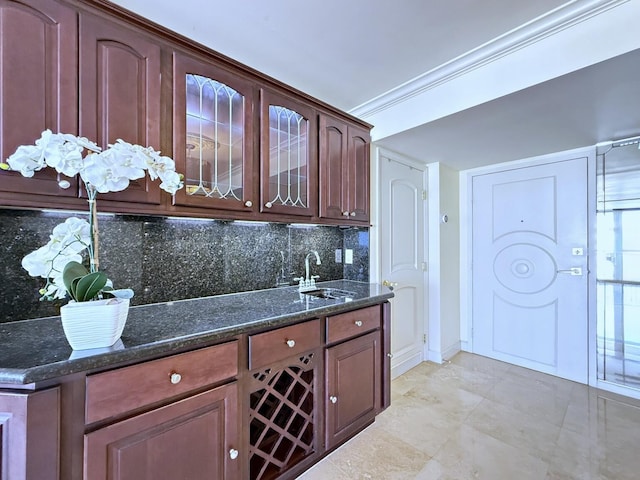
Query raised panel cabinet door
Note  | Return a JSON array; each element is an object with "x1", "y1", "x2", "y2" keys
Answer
[
  {"x1": 347, "y1": 125, "x2": 370, "y2": 222},
  {"x1": 0, "y1": 0, "x2": 78, "y2": 199},
  {"x1": 325, "y1": 330, "x2": 380, "y2": 450},
  {"x1": 173, "y1": 53, "x2": 256, "y2": 212},
  {"x1": 79, "y1": 13, "x2": 162, "y2": 204},
  {"x1": 84, "y1": 382, "x2": 239, "y2": 480},
  {"x1": 319, "y1": 114, "x2": 348, "y2": 220},
  {"x1": 0, "y1": 387, "x2": 60, "y2": 480},
  {"x1": 260, "y1": 88, "x2": 318, "y2": 217}
]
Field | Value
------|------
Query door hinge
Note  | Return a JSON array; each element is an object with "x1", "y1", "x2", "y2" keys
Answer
[
  {"x1": 422, "y1": 190, "x2": 427, "y2": 200},
  {"x1": 421, "y1": 262, "x2": 427, "y2": 271},
  {"x1": 423, "y1": 334, "x2": 427, "y2": 344}
]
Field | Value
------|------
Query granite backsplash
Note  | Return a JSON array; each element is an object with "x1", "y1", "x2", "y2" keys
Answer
[{"x1": 0, "y1": 209, "x2": 369, "y2": 322}]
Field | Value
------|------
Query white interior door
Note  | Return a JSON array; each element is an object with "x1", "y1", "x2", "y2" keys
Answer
[
  {"x1": 380, "y1": 154, "x2": 426, "y2": 378},
  {"x1": 472, "y1": 157, "x2": 588, "y2": 383}
]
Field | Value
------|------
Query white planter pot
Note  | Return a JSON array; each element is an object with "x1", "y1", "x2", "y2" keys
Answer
[{"x1": 60, "y1": 298, "x2": 129, "y2": 350}]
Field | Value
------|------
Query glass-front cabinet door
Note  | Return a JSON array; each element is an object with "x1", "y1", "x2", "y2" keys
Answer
[
  {"x1": 260, "y1": 89, "x2": 317, "y2": 217},
  {"x1": 173, "y1": 53, "x2": 255, "y2": 211}
]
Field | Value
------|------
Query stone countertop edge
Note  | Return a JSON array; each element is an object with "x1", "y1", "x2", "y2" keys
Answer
[{"x1": 0, "y1": 280, "x2": 394, "y2": 385}]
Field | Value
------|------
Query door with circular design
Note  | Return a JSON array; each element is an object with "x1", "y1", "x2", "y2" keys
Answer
[{"x1": 472, "y1": 157, "x2": 588, "y2": 383}]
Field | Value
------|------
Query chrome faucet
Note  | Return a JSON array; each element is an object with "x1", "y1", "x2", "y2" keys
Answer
[
  {"x1": 295, "y1": 250, "x2": 321, "y2": 291},
  {"x1": 305, "y1": 250, "x2": 321, "y2": 282}
]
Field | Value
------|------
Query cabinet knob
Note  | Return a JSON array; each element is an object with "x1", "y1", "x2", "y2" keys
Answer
[
  {"x1": 329, "y1": 396, "x2": 338, "y2": 404},
  {"x1": 342, "y1": 211, "x2": 349, "y2": 216},
  {"x1": 286, "y1": 339, "x2": 296, "y2": 348},
  {"x1": 354, "y1": 320, "x2": 363, "y2": 327},
  {"x1": 229, "y1": 448, "x2": 239, "y2": 460},
  {"x1": 350, "y1": 211, "x2": 356, "y2": 217},
  {"x1": 387, "y1": 353, "x2": 394, "y2": 358},
  {"x1": 245, "y1": 200, "x2": 253, "y2": 207},
  {"x1": 169, "y1": 372, "x2": 182, "y2": 384},
  {"x1": 265, "y1": 202, "x2": 273, "y2": 208}
]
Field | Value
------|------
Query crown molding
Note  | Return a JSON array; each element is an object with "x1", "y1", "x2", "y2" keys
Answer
[{"x1": 349, "y1": 0, "x2": 629, "y2": 119}]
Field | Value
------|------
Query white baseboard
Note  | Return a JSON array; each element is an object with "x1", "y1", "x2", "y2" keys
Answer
[
  {"x1": 391, "y1": 352, "x2": 422, "y2": 379},
  {"x1": 442, "y1": 341, "x2": 461, "y2": 361},
  {"x1": 427, "y1": 349, "x2": 443, "y2": 364}
]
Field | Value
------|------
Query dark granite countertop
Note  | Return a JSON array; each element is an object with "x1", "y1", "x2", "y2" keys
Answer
[{"x1": 0, "y1": 280, "x2": 393, "y2": 385}]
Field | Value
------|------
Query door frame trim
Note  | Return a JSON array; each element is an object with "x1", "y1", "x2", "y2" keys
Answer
[{"x1": 460, "y1": 145, "x2": 597, "y2": 384}]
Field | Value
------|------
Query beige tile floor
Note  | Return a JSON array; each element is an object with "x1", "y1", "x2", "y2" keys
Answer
[{"x1": 297, "y1": 352, "x2": 640, "y2": 480}]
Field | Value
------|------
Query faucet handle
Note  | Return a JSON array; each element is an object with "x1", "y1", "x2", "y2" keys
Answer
[
  {"x1": 311, "y1": 275, "x2": 320, "y2": 280},
  {"x1": 293, "y1": 277, "x2": 304, "y2": 283}
]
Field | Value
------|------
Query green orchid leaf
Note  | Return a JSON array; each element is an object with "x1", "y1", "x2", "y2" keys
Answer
[
  {"x1": 68, "y1": 277, "x2": 82, "y2": 302},
  {"x1": 75, "y1": 271, "x2": 108, "y2": 302},
  {"x1": 62, "y1": 261, "x2": 89, "y2": 295}
]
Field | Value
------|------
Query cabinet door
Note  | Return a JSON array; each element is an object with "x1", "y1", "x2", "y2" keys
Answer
[
  {"x1": 319, "y1": 115, "x2": 348, "y2": 220},
  {"x1": 0, "y1": 0, "x2": 78, "y2": 199},
  {"x1": 0, "y1": 387, "x2": 60, "y2": 480},
  {"x1": 84, "y1": 382, "x2": 239, "y2": 480},
  {"x1": 173, "y1": 53, "x2": 256, "y2": 212},
  {"x1": 319, "y1": 114, "x2": 370, "y2": 223},
  {"x1": 347, "y1": 125, "x2": 370, "y2": 222},
  {"x1": 326, "y1": 330, "x2": 380, "y2": 450},
  {"x1": 260, "y1": 89, "x2": 317, "y2": 217},
  {"x1": 79, "y1": 13, "x2": 162, "y2": 204}
]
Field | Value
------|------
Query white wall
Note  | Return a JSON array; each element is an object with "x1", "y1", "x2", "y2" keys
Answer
[
  {"x1": 427, "y1": 162, "x2": 461, "y2": 362},
  {"x1": 439, "y1": 164, "x2": 461, "y2": 359}
]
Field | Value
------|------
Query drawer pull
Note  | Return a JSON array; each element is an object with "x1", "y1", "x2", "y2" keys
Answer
[
  {"x1": 329, "y1": 395, "x2": 338, "y2": 404},
  {"x1": 286, "y1": 339, "x2": 296, "y2": 348},
  {"x1": 354, "y1": 320, "x2": 363, "y2": 327},
  {"x1": 245, "y1": 200, "x2": 253, "y2": 207},
  {"x1": 229, "y1": 448, "x2": 239, "y2": 460},
  {"x1": 169, "y1": 372, "x2": 182, "y2": 385}
]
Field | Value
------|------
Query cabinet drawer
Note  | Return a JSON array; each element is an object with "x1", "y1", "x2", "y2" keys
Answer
[
  {"x1": 86, "y1": 340, "x2": 238, "y2": 424},
  {"x1": 249, "y1": 319, "x2": 321, "y2": 370},
  {"x1": 326, "y1": 305, "x2": 381, "y2": 344}
]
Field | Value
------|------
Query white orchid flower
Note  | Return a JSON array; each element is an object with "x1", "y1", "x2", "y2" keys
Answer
[
  {"x1": 158, "y1": 169, "x2": 184, "y2": 195},
  {"x1": 5, "y1": 144, "x2": 46, "y2": 177},
  {"x1": 50, "y1": 217, "x2": 91, "y2": 253}
]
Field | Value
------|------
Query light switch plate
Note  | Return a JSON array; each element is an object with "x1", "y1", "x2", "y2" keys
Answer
[
  {"x1": 335, "y1": 249, "x2": 342, "y2": 263},
  {"x1": 345, "y1": 249, "x2": 353, "y2": 264}
]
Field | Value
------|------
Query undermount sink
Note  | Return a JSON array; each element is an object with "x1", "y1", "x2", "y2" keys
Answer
[{"x1": 301, "y1": 288, "x2": 356, "y2": 299}]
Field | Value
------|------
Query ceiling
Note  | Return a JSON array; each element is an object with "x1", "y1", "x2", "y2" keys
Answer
[{"x1": 110, "y1": 0, "x2": 640, "y2": 170}]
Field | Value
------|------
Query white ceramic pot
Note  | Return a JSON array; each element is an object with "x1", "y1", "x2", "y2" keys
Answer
[{"x1": 60, "y1": 298, "x2": 129, "y2": 350}]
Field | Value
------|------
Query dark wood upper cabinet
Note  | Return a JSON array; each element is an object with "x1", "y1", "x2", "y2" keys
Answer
[
  {"x1": 0, "y1": 0, "x2": 370, "y2": 224},
  {"x1": 319, "y1": 114, "x2": 370, "y2": 223},
  {"x1": 78, "y1": 13, "x2": 162, "y2": 204},
  {"x1": 260, "y1": 89, "x2": 318, "y2": 218},
  {"x1": 172, "y1": 52, "x2": 256, "y2": 212},
  {"x1": 347, "y1": 124, "x2": 371, "y2": 223},
  {"x1": 319, "y1": 115, "x2": 348, "y2": 220},
  {"x1": 0, "y1": 0, "x2": 78, "y2": 199}
]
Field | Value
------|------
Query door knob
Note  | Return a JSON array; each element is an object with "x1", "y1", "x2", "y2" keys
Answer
[
  {"x1": 382, "y1": 280, "x2": 398, "y2": 289},
  {"x1": 557, "y1": 267, "x2": 583, "y2": 276}
]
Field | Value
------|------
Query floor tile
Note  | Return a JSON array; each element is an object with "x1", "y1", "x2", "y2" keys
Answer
[{"x1": 296, "y1": 352, "x2": 640, "y2": 480}]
